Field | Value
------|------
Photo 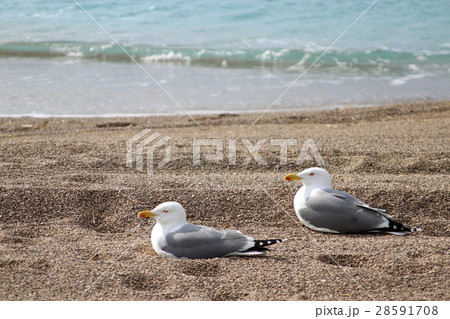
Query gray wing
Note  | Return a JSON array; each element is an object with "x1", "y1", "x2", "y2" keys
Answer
[
  {"x1": 299, "y1": 188, "x2": 390, "y2": 233},
  {"x1": 161, "y1": 224, "x2": 254, "y2": 259}
]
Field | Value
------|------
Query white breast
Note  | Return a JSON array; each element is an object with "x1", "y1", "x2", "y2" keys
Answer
[
  {"x1": 150, "y1": 222, "x2": 186, "y2": 259},
  {"x1": 293, "y1": 187, "x2": 340, "y2": 234}
]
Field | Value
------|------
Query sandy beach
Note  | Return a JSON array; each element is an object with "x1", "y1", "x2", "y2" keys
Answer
[{"x1": 0, "y1": 101, "x2": 449, "y2": 301}]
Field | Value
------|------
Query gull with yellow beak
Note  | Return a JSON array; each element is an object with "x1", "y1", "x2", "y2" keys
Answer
[
  {"x1": 138, "y1": 201, "x2": 286, "y2": 259},
  {"x1": 285, "y1": 167, "x2": 421, "y2": 235}
]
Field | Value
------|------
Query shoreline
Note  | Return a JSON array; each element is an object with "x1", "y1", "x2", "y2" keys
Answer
[
  {"x1": 1, "y1": 100, "x2": 449, "y2": 130},
  {"x1": 0, "y1": 100, "x2": 449, "y2": 300},
  {"x1": 0, "y1": 102, "x2": 396, "y2": 119},
  {"x1": 0, "y1": 99, "x2": 446, "y2": 120}
]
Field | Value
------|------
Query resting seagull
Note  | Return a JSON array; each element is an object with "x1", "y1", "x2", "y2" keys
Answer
[
  {"x1": 284, "y1": 167, "x2": 421, "y2": 235},
  {"x1": 138, "y1": 201, "x2": 286, "y2": 259}
]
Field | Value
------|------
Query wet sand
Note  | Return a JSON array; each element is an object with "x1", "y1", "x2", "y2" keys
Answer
[{"x1": 0, "y1": 101, "x2": 449, "y2": 300}]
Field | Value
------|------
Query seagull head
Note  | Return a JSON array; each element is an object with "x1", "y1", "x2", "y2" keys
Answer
[
  {"x1": 284, "y1": 167, "x2": 332, "y2": 188},
  {"x1": 138, "y1": 201, "x2": 187, "y2": 225}
]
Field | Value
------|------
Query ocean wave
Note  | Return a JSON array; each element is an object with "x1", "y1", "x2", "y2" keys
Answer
[
  {"x1": 141, "y1": 51, "x2": 192, "y2": 64},
  {"x1": 390, "y1": 73, "x2": 429, "y2": 86},
  {"x1": 1, "y1": 41, "x2": 449, "y2": 75}
]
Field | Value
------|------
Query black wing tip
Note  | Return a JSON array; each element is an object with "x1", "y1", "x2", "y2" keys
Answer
[
  {"x1": 258, "y1": 238, "x2": 287, "y2": 246},
  {"x1": 366, "y1": 219, "x2": 422, "y2": 235},
  {"x1": 245, "y1": 238, "x2": 287, "y2": 252},
  {"x1": 388, "y1": 219, "x2": 423, "y2": 233}
]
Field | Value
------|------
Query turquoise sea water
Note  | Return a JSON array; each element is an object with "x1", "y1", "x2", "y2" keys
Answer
[{"x1": 0, "y1": 0, "x2": 449, "y2": 116}]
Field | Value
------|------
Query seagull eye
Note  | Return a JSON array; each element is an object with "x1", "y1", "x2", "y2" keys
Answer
[
  {"x1": 309, "y1": 173, "x2": 315, "y2": 176},
  {"x1": 163, "y1": 210, "x2": 168, "y2": 213}
]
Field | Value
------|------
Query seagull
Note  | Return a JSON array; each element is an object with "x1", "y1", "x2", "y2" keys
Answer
[
  {"x1": 138, "y1": 201, "x2": 286, "y2": 259},
  {"x1": 284, "y1": 167, "x2": 421, "y2": 235}
]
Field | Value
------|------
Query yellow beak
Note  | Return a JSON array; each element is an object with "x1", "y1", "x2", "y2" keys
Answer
[
  {"x1": 138, "y1": 210, "x2": 157, "y2": 218},
  {"x1": 284, "y1": 174, "x2": 302, "y2": 181}
]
